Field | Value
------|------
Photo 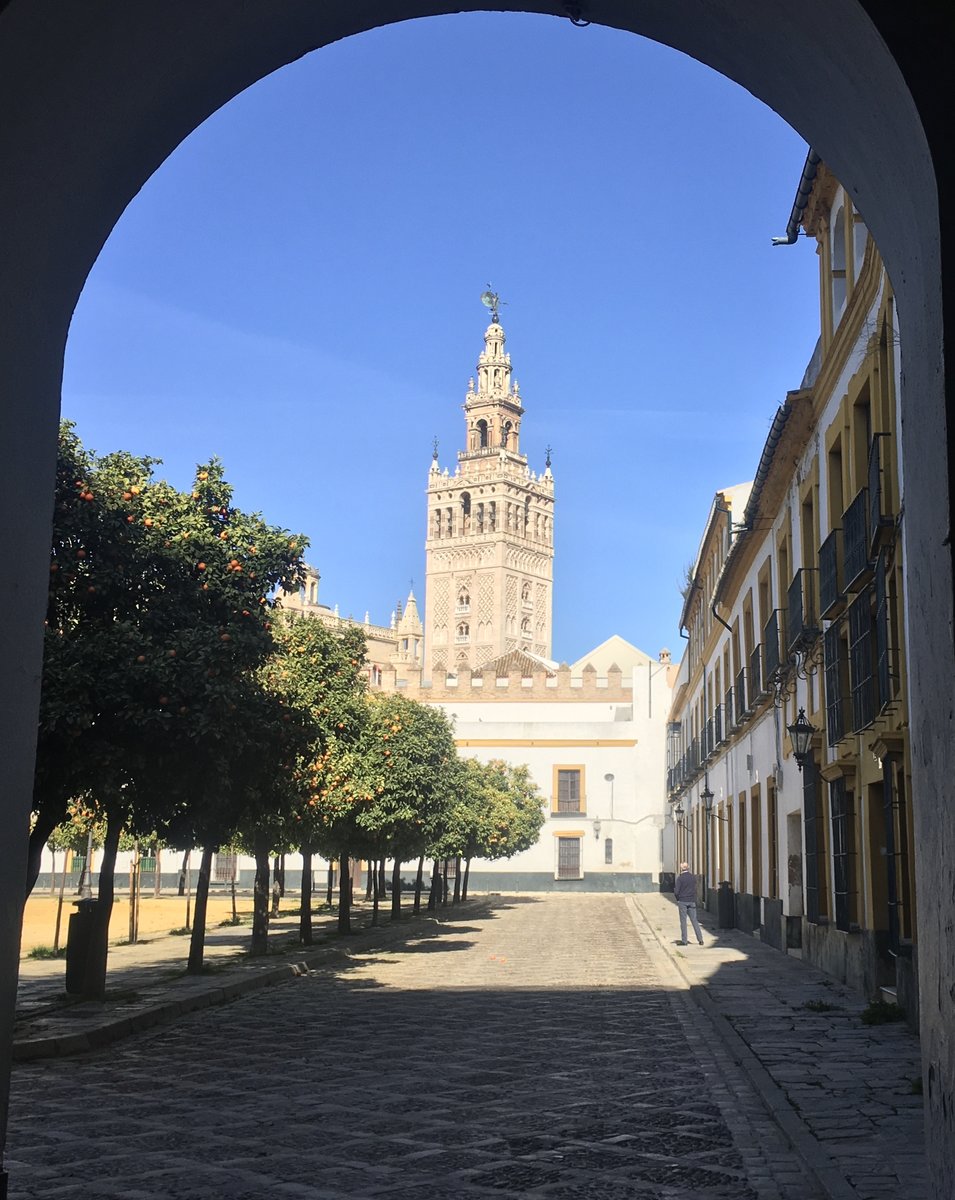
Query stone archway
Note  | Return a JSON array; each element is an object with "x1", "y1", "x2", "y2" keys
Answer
[{"x1": 1, "y1": 3, "x2": 952, "y2": 1193}]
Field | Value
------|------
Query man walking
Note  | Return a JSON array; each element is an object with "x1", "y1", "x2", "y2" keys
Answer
[{"x1": 673, "y1": 861, "x2": 704, "y2": 945}]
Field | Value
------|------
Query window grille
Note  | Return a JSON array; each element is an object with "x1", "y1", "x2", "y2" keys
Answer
[
  {"x1": 557, "y1": 769, "x2": 581, "y2": 813},
  {"x1": 735, "y1": 668, "x2": 747, "y2": 723},
  {"x1": 819, "y1": 528, "x2": 843, "y2": 617},
  {"x1": 763, "y1": 611, "x2": 782, "y2": 678},
  {"x1": 842, "y1": 488, "x2": 870, "y2": 588},
  {"x1": 214, "y1": 852, "x2": 237, "y2": 883},
  {"x1": 848, "y1": 588, "x2": 876, "y2": 731},
  {"x1": 824, "y1": 623, "x2": 848, "y2": 746},
  {"x1": 748, "y1": 643, "x2": 763, "y2": 704},
  {"x1": 868, "y1": 434, "x2": 893, "y2": 553},
  {"x1": 830, "y1": 777, "x2": 855, "y2": 932},
  {"x1": 803, "y1": 756, "x2": 824, "y2": 924},
  {"x1": 604, "y1": 838, "x2": 613, "y2": 865},
  {"x1": 714, "y1": 703, "x2": 723, "y2": 745},
  {"x1": 557, "y1": 837, "x2": 581, "y2": 879},
  {"x1": 875, "y1": 552, "x2": 892, "y2": 710}
]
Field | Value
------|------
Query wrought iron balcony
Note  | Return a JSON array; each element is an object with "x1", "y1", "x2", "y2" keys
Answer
[
  {"x1": 749, "y1": 643, "x2": 765, "y2": 705},
  {"x1": 725, "y1": 686, "x2": 735, "y2": 732},
  {"x1": 848, "y1": 587, "x2": 876, "y2": 732},
  {"x1": 714, "y1": 703, "x2": 724, "y2": 746},
  {"x1": 824, "y1": 623, "x2": 848, "y2": 746}
]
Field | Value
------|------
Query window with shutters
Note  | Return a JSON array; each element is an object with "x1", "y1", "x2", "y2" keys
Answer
[{"x1": 554, "y1": 767, "x2": 584, "y2": 814}]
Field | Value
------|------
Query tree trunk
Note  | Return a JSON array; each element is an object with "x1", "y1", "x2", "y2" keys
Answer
[
  {"x1": 127, "y1": 839, "x2": 138, "y2": 945},
  {"x1": 337, "y1": 853, "x2": 351, "y2": 934},
  {"x1": 299, "y1": 842, "x2": 313, "y2": 945},
  {"x1": 391, "y1": 860, "x2": 402, "y2": 920},
  {"x1": 25, "y1": 803, "x2": 63, "y2": 898},
  {"x1": 50, "y1": 848, "x2": 58, "y2": 897},
  {"x1": 231, "y1": 873, "x2": 237, "y2": 922},
  {"x1": 250, "y1": 833, "x2": 271, "y2": 956},
  {"x1": 365, "y1": 859, "x2": 374, "y2": 901},
  {"x1": 378, "y1": 858, "x2": 387, "y2": 901},
  {"x1": 326, "y1": 863, "x2": 335, "y2": 908},
  {"x1": 178, "y1": 847, "x2": 189, "y2": 896},
  {"x1": 187, "y1": 844, "x2": 215, "y2": 974},
  {"x1": 154, "y1": 845, "x2": 163, "y2": 898},
  {"x1": 53, "y1": 850, "x2": 70, "y2": 952},
  {"x1": 371, "y1": 862, "x2": 380, "y2": 927},
  {"x1": 462, "y1": 856, "x2": 472, "y2": 901},
  {"x1": 442, "y1": 859, "x2": 450, "y2": 906},
  {"x1": 451, "y1": 854, "x2": 463, "y2": 902},
  {"x1": 413, "y1": 854, "x2": 424, "y2": 915},
  {"x1": 81, "y1": 812, "x2": 123, "y2": 1000},
  {"x1": 184, "y1": 849, "x2": 192, "y2": 931},
  {"x1": 277, "y1": 853, "x2": 286, "y2": 897}
]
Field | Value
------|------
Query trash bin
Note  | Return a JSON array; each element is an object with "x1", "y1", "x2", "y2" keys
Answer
[
  {"x1": 717, "y1": 881, "x2": 735, "y2": 929},
  {"x1": 65, "y1": 898, "x2": 99, "y2": 994}
]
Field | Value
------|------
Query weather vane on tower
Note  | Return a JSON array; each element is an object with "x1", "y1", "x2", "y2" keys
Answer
[{"x1": 480, "y1": 284, "x2": 506, "y2": 324}]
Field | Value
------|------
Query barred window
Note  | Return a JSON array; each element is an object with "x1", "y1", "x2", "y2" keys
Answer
[
  {"x1": 557, "y1": 837, "x2": 582, "y2": 880},
  {"x1": 875, "y1": 553, "x2": 892, "y2": 710},
  {"x1": 848, "y1": 588, "x2": 876, "y2": 731},
  {"x1": 830, "y1": 777, "x2": 856, "y2": 932},
  {"x1": 803, "y1": 755, "x2": 827, "y2": 924},
  {"x1": 557, "y1": 769, "x2": 581, "y2": 813},
  {"x1": 604, "y1": 837, "x2": 613, "y2": 865},
  {"x1": 824, "y1": 623, "x2": 849, "y2": 746}
]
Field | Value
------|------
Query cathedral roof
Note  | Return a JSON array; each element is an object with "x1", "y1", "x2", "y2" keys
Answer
[{"x1": 478, "y1": 649, "x2": 559, "y2": 678}]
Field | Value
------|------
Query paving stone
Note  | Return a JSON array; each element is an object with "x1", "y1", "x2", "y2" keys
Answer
[{"x1": 7, "y1": 894, "x2": 925, "y2": 1199}]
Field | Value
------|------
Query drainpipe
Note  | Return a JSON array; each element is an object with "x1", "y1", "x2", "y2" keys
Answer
[{"x1": 772, "y1": 148, "x2": 821, "y2": 246}]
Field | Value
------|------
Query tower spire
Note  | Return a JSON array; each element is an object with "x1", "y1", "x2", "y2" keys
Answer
[{"x1": 423, "y1": 305, "x2": 555, "y2": 679}]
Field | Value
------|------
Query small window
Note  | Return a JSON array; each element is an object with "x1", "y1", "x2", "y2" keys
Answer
[
  {"x1": 557, "y1": 769, "x2": 581, "y2": 813},
  {"x1": 604, "y1": 838, "x2": 613, "y2": 865},
  {"x1": 557, "y1": 837, "x2": 582, "y2": 880}
]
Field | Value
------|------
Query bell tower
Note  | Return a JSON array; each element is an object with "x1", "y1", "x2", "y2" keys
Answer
[{"x1": 424, "y1": 301, "x2": 555, "y2": 678}]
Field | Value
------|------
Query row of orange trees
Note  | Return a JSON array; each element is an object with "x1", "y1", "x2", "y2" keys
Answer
[{"x1": 28, "y1": 423, "x2": 544, "y2": 996}]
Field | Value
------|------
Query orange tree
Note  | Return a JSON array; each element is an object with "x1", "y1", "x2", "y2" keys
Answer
[
  {"x1": 432, "y1": 759, "x2": 545, "y2": 901},
  {"x1": 349, "y1": 693, "x2": 458, "y2": 922},
  {"x1": 33, "y1": 423, "x2": 307, "y2": 994},
  {"x1": 258, "y1": 614, "x2": 368, "y2": 945}
]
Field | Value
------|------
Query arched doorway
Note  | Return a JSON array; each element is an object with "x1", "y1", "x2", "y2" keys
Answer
[{"x1": 0, "y1": 4, "x2": 951, "y2": 1193}]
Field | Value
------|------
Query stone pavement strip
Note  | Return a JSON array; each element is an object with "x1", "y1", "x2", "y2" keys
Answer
[
  {"x1": 6, "y1": 893, "x2": 925, "y2": 1200},
  {"x1": 632, "y1": 893, "x2": 927, "y2": 1200}
]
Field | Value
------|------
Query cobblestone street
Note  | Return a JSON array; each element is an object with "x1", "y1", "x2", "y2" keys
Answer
[{"x1": 7, "y1": 896, "x2": 853, "y2": 1198}]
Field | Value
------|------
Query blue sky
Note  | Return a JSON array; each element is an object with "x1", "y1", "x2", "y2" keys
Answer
[{"x1": 62, "y1": 13, "x2": 820, "y2": 664}]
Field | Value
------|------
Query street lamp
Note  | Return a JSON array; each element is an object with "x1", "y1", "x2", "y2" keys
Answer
[{"x1": 787, "y1": 707, "x2": 816, "y2": 771}]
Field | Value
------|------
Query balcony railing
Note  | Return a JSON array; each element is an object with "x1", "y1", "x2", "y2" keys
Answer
[
  {"x1": 875, "y1": 552, "x2": 892, "y2": 711},
  {"x1": 819, "y1": 528, "x2": 843, "y2": 618},
  {"x1": 725, "y1": 686, "x2": 735, "y2": 732},
  {"x1": 714, "y1": 703, "x2": 724, "y2": 746},
  {"x1": 843, "y1": 487, "x2": 871, "y2": 589}
]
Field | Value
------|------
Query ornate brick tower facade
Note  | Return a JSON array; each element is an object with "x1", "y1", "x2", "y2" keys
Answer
[{"x1": 424, "y1": 312, "x2": 555, "y2": 677}]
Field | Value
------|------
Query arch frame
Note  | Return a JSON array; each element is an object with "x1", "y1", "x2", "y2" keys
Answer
[{"x1": 0, "y1": 2, "x2": 953, "y2": 1193}]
